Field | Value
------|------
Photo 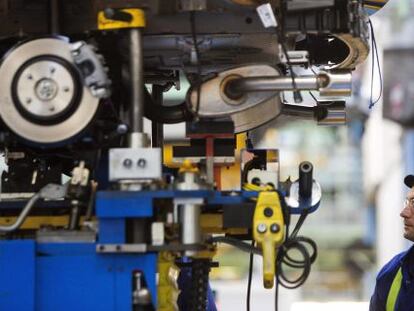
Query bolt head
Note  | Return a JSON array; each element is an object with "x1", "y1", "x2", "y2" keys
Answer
[
  {"x1": 137, "y1": 158, "x2": 147, "y2": 168},
  {"x1": 123, "y1": 158, "x2": 133, "y2": 168},
  {"x1": 117, "y1": 124, "x2": 128, "y2": 134}
]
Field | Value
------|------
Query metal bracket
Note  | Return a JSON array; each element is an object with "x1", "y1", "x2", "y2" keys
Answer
[
  {"x1": 179, "y1": 0, "x2": 207, "y2": 11},
  {"x1": 285, "y1": 180, "x2": 322, "y2": 210},
  {"x1": 109, "y1": 148, "x2": 162, "y2": 181},
  {"x1": 279, "y1": 49, "x2": 310, "y2": 66},
  {"x1": 71, "y1": 41, "x2": 112, "y2": 99}
]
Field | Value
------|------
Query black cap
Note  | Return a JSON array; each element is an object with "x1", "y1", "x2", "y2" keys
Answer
[{"x1": 404, "y1": 175, "x2": 414, "y2": 188}]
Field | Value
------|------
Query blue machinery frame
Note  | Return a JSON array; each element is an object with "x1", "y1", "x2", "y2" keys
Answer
[{"x1": 0, "y1": 190, "x2": 319, "y2": 310}]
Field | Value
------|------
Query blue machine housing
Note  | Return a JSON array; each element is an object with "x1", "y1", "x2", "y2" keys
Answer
[{"x1": 0, "y1": 190, "x2": 319, "y2": 310}]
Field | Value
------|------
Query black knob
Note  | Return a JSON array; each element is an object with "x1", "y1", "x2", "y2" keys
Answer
[
  {"x1": 299, "y1": 161, "x2": 313, "y2": 199},
  {"x1": 263, "y1": 207, "x2": 273, "y2": 218}
]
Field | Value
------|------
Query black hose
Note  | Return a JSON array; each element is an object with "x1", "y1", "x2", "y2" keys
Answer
[{"x1": 276, "y1": 236, "x2": 317, "y2": 289}]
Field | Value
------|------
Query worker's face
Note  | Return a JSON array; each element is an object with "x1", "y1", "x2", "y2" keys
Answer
[{"x1": 401, "y1": 186, "x2": 414, "y2": 242}]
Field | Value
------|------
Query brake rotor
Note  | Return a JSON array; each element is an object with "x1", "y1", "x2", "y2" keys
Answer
[{"x1": 0, "y1": 38, "x2": 100, "y2": 145}]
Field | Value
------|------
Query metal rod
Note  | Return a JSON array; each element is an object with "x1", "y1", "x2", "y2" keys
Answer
[
  {"x1": 205, "y1": 137, "x2": 214, "y2": 186},
  {"x1": 151, "y1": 85, "x2": 164, "y2": 149},
  {"x1": 181, "y1": 203, "x2": 201, "y2": 257},
  {"x1": 48, "y1": 0, "x2": 60, "y2": 34},
  {"x1": 226, "y1": 75, "x2": 324, "y2": 97},
  {"x1": 68, "y1": 202, "x2": 81, "y2": 230},
  {"x1": 281, "y1": 102, "x2": 346, "y2": 126},
  {"x1": 129, "y1": 29, "x2": 144, "y2": 134}
]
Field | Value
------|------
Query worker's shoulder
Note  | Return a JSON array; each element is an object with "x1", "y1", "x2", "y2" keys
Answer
[{"x1": 376, "y1": 249, "x2": 410, "y2": 281}]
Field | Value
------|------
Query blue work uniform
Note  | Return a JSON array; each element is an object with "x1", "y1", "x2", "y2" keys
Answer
[{"x1": 370, "y1": 245, "x2": 414, "y2": 311}]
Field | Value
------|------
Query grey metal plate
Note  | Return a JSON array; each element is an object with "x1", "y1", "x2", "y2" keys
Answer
[{"x1": 109, "y1": 148, "x2": 162, "y2": 181}]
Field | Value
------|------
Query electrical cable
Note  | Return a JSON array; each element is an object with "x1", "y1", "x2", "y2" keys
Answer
[
  {"x1": 279, "y1": 40, "x2": 303, "y2": 103},
  {"x1": 275, "y1": 2, "x2": 303, "y2": 103},
  {"x1": 309, "y1": 91, "x2": 318, "y2": 103},
  {"x1": 276, "y1": 236, "x2": 317, "y2": 289},
  {"x1": 209, "y1": 236, "x2": 261, "y2": 255},
  {"x1": 310, "y1": 66, "x2": 318, "y2": 76},
  {"x1": 276, "y1": 209, "x2": 317, "y2": 290},
  {"x1": 190, "y1": 11, "x2": 202, "y2": 117},
  {"x1": 290, "y1": 209, "x2": 309, "y2": 239},
  {"x1": 209, "y1": 211, "x2": 317, "y2": 287},
  {"x1": 275, "y1": 276, "x2": 280, "y2": 311},
  {"x1": 246, "y1": 240, "x2": 255, "y2": 311},
  {"x1": 368, "y1": 19, "x2": 383, "y2": 109}
]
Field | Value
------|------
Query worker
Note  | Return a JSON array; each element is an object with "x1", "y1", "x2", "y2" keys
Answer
[{"x1": 369, "y1": 175, "x2": 414, "y2": 311}]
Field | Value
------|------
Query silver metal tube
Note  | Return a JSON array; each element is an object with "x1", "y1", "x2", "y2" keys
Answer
[
  {"x1": 49, "y1": 0, "x2": 60, "y2": 34},
  {"x1": 317, "y1": 101, "x2": 346, "y2": 126},
  {"x1": 181, "y1": 203, "x2": 201, "y2": 257},
  {"x1": 68, "y1": 202, "x2": 81, "y2": 230},
  {"x1": 224, "y1": 71, "x2": 352, "y2": 98},
  {"x1": 281, "y1": 102, "x2": 346, "y2": 126},
  {"x1": 226, "y1": 75, "x2": 323, "y2": 96},
  {"x1": 129, "y1": 29, "x2": 144, "y2": 135},
  {"x1": 0, "y1": 193, "x2": 41, "y2": 232},
  {"x1": 176, "y1": 171, "x2": 202, "y2": 257}
]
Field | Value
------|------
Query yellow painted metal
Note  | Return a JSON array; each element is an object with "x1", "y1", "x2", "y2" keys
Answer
[
  {"x1": 0, "y1": 216, "x2": 91, "y2": 229},
  {"x1": 163, "y1": 144, "x2": 176, "y2": 168},
  {"x1": 193, "y1": 247, "x2": 217, "y2": 260},
  {"x1": 253, "y1": 191, "x2": 285, "y2": 288},
  {"x1": 236, "y1": 133, "x2": 247, "y2": 150},
  {"x1": 220, "y1": 133, "x2": 247, "y2": 190},
  {"x1": 179, "y1": 159, "x2": 199, "y2": 174},
  {"x1": 157, "y1": 252, "x2": 180, "y2": 311},
  {"x1": 98, "y1": 8, "x2": 146, "y2": 30},
  {"x1": 200, "y1": 214, "x2": 248, "y2": 235}
]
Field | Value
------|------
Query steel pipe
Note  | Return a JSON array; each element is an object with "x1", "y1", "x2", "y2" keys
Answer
[
  {"x1": 224, "y1": 71, "x2": 352, "y2": 98},
  {"x1": 129, "y1": 29, "x2": 144, "y2": 135},
  {"x1": 281, "y1": 101, "x2": 346, "y2": 126},
  {"x1": 225, "y1": 75, "x2": 325, "y2": 99}
]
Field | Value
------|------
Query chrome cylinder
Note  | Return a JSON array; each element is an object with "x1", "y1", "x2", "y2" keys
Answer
[
  {"x1": 317, "y1": 101, "x2": 346, "y2": 126},
  {"x1": 224, "y1": 71, "x2": 352, "y2": 98},
  {"x1": 181, "y1": 202, "x2": 201, "y2": 256},
  {"x1": 129, "y1": 28, "x2": 144, "y2": 146},
  {"x1": 225, "y1": 75, "x2": 322, "y2": 97},
  {"x1": 319, "y1": 72, "x2": 352, "y2": 97},
  {"x1": 176, "y1": 171, "x2": 202, "y2": 257},
  {"x1": 281, "y1": 104, "x2": 315, "y2": 119}
]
